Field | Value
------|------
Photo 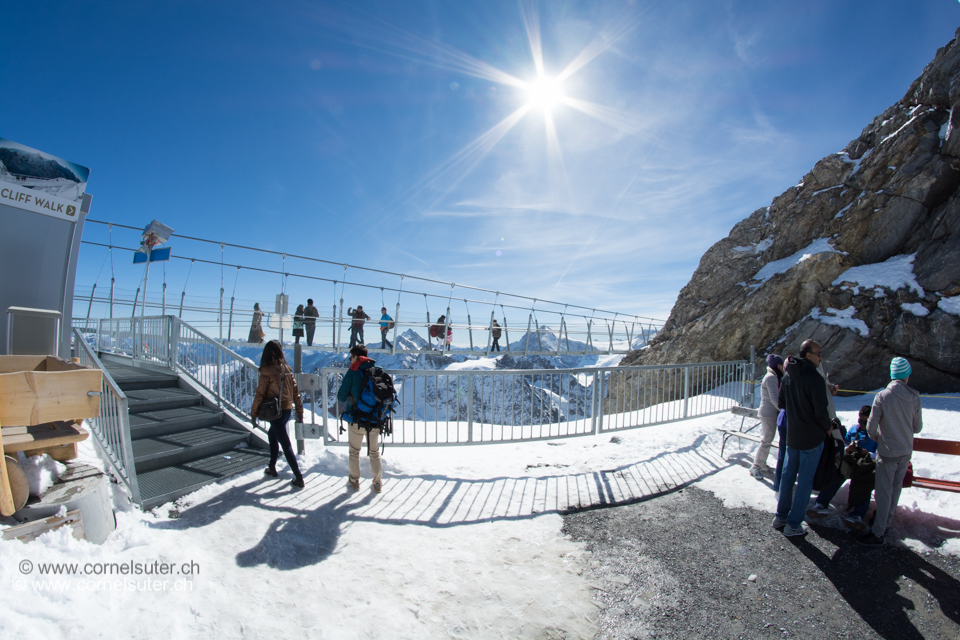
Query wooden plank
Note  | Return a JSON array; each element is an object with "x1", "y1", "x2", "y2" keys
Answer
[
  {"x1": 0, "y1": 368, "x2": 102, "y2": 425},
  {"x1": 911, "y1": 477, "x2": 960, "y2": 494},
  {"x1": 730, "y1": 406, "x2": 759, "y2": 418},
  {"x1": 0, "y1": 421, "x2": 14, "y2": 516},
  {"x1": 0, "y1": 355, "x2": 48, "y2": 374},
  {"x1": 1, "y1": 421, "x2": 89, "y2": 453},
  {"x1": 913, "y1": 438, "x2": 960, "y2": 456},
  {"x1": 1, "y1": 509, "x2": 85, "y2": 542}
]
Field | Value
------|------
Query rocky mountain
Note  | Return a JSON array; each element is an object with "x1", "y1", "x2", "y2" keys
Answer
[{"x1": 622, "y1": 30, "x2": 960, "y2": 394}]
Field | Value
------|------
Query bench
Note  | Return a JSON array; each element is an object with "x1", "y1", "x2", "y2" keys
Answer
[
  {"x1": 718, "y1": 406, "x2": 779, "y2": 457},
  {"x1": 907, "y1": 438, "x2": 960, "y2": 494}
]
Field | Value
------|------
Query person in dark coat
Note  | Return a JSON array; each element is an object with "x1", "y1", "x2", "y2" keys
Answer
[
  {"x1": 248, "y1": 303, "x2": 264, "y2": 343},
  {"x1": 772, "y1": 340, "x2": 832, "y2": 537},
  {"x1": 250, "y1": 340, "x2": 304, "y2": 488},
  {"x1": 491, "y1": 319, "x2": 502, "y2": 352},
  {"x1": 303, "y1": 298, "x2": 319, "y2": 346},
  {"x1": 292, "y1": 304, "x2": 305, "y2": 344},
  {"x1": 347, "y1": 305, "x2": 370, "y2": 348}
]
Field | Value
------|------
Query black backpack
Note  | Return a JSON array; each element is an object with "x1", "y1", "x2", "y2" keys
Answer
[{"x1": 341, "y1": 367, "x2": 397, "y2": 452}]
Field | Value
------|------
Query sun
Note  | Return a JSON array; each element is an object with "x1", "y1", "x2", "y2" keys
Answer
[{"x1": 525, "y1": 75, "x2": 564, "y2": 112}]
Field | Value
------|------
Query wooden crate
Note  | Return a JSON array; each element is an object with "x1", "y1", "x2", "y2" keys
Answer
[{"x1": 0, "y1": 355, "x2": 102, "y2": 426}]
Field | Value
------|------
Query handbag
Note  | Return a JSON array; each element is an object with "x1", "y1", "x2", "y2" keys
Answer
[{"x1": 256, "y1": 365, "x2": 285, "y2": 422}]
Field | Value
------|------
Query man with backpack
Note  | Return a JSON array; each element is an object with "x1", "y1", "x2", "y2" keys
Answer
[
  {"x1": 303, "y1": 299, "x2": 319, "y2": 346},
  {"x1": 347, "y1": 305, "x2": 370, "y2": 348},
  {"x1": 337, "y1": 345, "x2": 390, "y2": 492}
]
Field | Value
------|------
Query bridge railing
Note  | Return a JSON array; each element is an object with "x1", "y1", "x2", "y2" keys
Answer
[{"x1": 320, "y1": 360, "x2": 747, "y2": 447}]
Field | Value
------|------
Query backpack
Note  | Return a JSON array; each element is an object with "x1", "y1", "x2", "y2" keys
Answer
[
  {"x1": 429, "y1": 324, "x2": 440, "y2": 338},
  {"x1": 341, "y1": 367, "x2": 397, "y2": 452}
]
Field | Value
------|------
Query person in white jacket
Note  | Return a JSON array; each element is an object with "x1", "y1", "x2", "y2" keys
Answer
[
  {"x1": 751, "y1": 354, "x2": 784, "y2": 478},
  {"x1": 857, "y1": 356, "x2": 923, "y2": 546}
]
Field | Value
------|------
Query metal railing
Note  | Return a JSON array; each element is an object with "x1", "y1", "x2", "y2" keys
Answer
[
  {"x1": 320, "y1": 360, "x2": 747, "y2": 447},
  {"x1": 79, "y1": 315, "x2": 265, "y2": 430},
  {"x1": 73, "y1": 328, "x2": 142, "y2": 505}
]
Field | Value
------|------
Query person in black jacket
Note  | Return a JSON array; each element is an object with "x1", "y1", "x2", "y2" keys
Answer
[{"x1": 772, "y1": 340, "x2": 832, "y2": 537}]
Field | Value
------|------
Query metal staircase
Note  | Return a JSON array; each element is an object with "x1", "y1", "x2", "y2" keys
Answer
[{"x1": 74, "y1": 318, "x2": 272, "y2": 510}]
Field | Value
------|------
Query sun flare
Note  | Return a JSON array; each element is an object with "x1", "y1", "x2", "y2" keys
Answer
[{"x1": 525, "y1": 76, "x2": 564, "y2": 112}]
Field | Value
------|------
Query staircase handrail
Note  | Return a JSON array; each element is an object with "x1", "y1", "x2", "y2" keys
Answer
[{"x1": 72, "y1": 328, "x2": 143, "y2": 505}]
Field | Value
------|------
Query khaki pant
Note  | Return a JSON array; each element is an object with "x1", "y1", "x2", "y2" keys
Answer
[
  {"x1": 751, "y1": 415, "x2": 778, "y2": 471},
  {"x1": 872, "y1": 453, "x2": 910, "y2": 538},
  {"x1": 348, "y1": 422, "x2": 382, "y2": 484}
]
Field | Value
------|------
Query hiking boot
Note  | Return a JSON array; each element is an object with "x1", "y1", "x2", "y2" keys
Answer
[
  {"x1": 373, "y1": 481, "x2": 383, "y2": 493},
  {"x1": 783, "y1": 524, "x2": 807, "y2": 537},
  {"x1": 264, "y1": 467, "x2": 278, "y2": 478},
  {"x1": 348, "y1": 478, "x2": 360, "y2": 491},
  {"x1": 291, "y1": 477, "x2": 305, "y2": 489},
  {"x1": 749, "y1": 467, "x2": 764, "y2": 479},
  {"x1": 806, "y1": 504, "x2": 830, "y2": 519},
  {"x1": 844, "y1": 516, "x2": 866, "y2": 532},
  {"x1": 856, "y1": 532, "x2": 884, "y2": 547},
  {"x1": 771, "y1": 515, "x2": 788, "y2": 529}
]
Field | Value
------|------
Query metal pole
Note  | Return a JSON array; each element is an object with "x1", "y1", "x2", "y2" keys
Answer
[
  {"x1": 295, "y1": 342, "x2": 304, "y2": 455},
  {"x1": 586, "y1": 320, "x2": 593, "y2": 352},
  {"x1": 502, "y1": 315, "x2": 510, "y2": 352},
  {"x1": 683, "y1": 365, "x2": 690, "y2": 419},
  {"x1": 444, "y1": 306, "x2": 450, "y2": 352},
  {"x1": 331, "y1": 304, "x2": 337, "y2": 351},
  {"x1": 219, "y1": 286, "x2": 224, "y2": 343},
  {"x1": 467, "y1": 373, "x2": 474, "y2": 443},
  {"x1": 748, "y1": 345, "x2": 756, "y2": 407},
  {"x1": 391, "y1": 303, "x2": 400, "y2": 355},
  {"x1": 179, "y1": 291, "x2": 186, "y2": 318},
  {"x1": 86, "y1": 283, "x2": 96, "y2": 321},
  {"x1": 109, "y1": 277, "x2": 115, "y2": 320},
  {"x1": 467, "y1": 310, "x2": 474, "y2": 352},
  {"x1": 228, "y1": 296, "x2": 235, "y2": 342},
  {"x1": 162, "y1": 282, "x2": 167, "y2": 316},
  {"x1": 336, "y1": 299, "x2": 344, "y2": 354},
  {"x1": 524, "y1": 314, "x2": 532, "y2": 355}
]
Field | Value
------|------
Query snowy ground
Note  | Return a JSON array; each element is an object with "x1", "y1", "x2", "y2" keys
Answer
[{"x1": 1, "y1": 392, "x2": 958, "y2": 639}]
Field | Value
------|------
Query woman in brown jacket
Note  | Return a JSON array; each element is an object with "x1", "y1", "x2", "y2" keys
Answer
[{"x1": 250, "y1": 340, "x2": 305, "y2": 487}]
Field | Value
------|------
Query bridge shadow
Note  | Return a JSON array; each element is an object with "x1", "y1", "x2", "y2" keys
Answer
[
  {"x1": 150, "y1": 433, "x2": 732, "y2": 571},
  {"x1": 790, "y1": 524, "x2": 960, "y2": 640}
]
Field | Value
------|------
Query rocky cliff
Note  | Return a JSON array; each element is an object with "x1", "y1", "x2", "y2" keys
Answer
[{"x1": 622, "y1": 30, "x2": 960, "y2": 394}]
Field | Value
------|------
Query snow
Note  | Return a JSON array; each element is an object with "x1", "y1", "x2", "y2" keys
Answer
[
  {"x1": 3, "y1": 389, "x2": 958, "y2": 638},
  {"x1": 811, "y1": 306, "x2": 870, "y2": 337},
  {"x1": 747, "y1": 238, "x2": 844, "y2": 292},
  {"x1": 732, "y1": 237, "x2": 773, "y2": 255},
  {"x1": 17, "y1": 453, "x2": 66, "y2": 497},
  {"x1": 838, "y1": 150, "x2": 870, "y2": 177},
  {"x1": 938, "y1": 295, "x2": 960, "y2": 316},
  {"x1": 901, "y1": 302, "x2": 930, "y2": 317},
  {"x1": 832, "y1": 252, "x2": 925, "y2": 296}
]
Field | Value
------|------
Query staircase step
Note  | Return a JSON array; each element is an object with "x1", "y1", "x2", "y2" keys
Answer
[
  {"x1": 104, "y1": 362, "x2": 180, "y2": 391},
  {"x1": 133, "y1": 425, "x2": 251, "y2": 473},
  {"x1": 125, "y1": 387, "x2": 202, "y2": 414},
  {"x1": 137, "y1": 445, "x2": 272, "y2": 510},
  {"x1": 129, "y1": 405, "x2": 225, "y2": 439}
]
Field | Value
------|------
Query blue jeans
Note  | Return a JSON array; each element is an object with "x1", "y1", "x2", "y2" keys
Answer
[
  {"x1": 305, "y1": 323, "x2": 316, "y2": 346},
  {"x1": 776, "y1": 441, "x2": 824, "y2": 528},
  {"x1": 773, "y1": 418, "x2": 787, "y2": 493},
  {"x1": 815, "y1": 476, "x2": 869, "y2": 519}
]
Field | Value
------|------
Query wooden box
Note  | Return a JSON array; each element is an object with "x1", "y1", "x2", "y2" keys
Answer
[{"x1": 0, "y1": 356, "x2": 102, "y2": 426}]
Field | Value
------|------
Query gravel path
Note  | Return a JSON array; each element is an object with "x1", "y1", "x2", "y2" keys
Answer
[{"x1": 562, "y1": 486, "x2": 960, "y2": 639}]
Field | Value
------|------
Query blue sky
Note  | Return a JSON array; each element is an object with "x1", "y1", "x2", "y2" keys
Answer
[{"x1": 2, "y1": 1, "x2": 958, "y2": 327}]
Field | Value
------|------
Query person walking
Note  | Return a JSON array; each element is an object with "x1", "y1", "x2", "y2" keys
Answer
[
  {"x1": 857, "y1": 357, "x2": 923, "y2": 546},
  {"x1": 292, "y1": 304, "x2": 305, "y2": 344},
  {"x1": 491, "y1": 319, "x2": 502, "y2": 352},
  {"x1": 248, "y1": 303, "x2": 264, "y2": 343},
  {"x1": 773, "y1": 340, "x2": 832, "y2": 537},
  {"x1": 379, "y1": 307, "x2": 394, "y2": 350},
  {"x1": 347, "y1": 305, "x2": 370, "y2": 348},
  {"x1": 432, "y1": 315, "x2": 447, "y2": 350},
  {"x1": 751, "y1": 354, "x2": 784, "y2": 479},
  {"x1": 336, "y1": 344, "x2": 384, "y2": 492},
  {"x1": 250, "y1": 340, "x2": 305, "y2": 488},
  {"x1": 303, "y1": 298, "x2": 319, "y2": 346}
]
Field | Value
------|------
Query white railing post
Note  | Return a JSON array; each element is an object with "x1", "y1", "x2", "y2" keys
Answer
[
  {"x1": 683, "y1": 365, "x2": 690, "y2": 419},
  {"x1": 467, "y1": 373, "x2": 474, "y2": 442}
]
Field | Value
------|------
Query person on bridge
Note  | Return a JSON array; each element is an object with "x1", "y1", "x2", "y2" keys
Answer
[
  {"x1": 750, "y1": 354, "x2": 783, "y2": 479},
  {"x1": 348, "y1": 305, "x2": 370, "y2": 348},
  {"x1": 491, "y1": 319, "x2": 502, "y2": 352},
  {"x1": 248, "y1": 303, "x2": 264, "y2": 343},
  {"x1": 857, "y1": 357, "x2": 923, "y2": 547},
  {"x1": 337, "y1": 344, "x2": 383, "y2": 493},
  {"x1": 380, "y1": 307, "x2": 394, "y2": 350},
  {"x1": 773, "y1": 339, "x2": 832, "y2": 537},
  {"x1": 251, "y1": 340, "x2": 305, "y2": 489},
  {"x1": 303, "y1": 298, "x2": 319, "y2": 346},
  {"x1": 292, "y1": 304, "x2": 305, "y2": 344}
]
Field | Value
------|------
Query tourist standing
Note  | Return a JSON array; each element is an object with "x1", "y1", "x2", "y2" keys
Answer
[
  {"x1": 248, "y1": 303, "x2": 264, "y2": 343},
  {"x1": 303, "y1": 298, "x2": 319, "y2": 346},
  {"x1": 348, "y1": 305, "x2": 370, "y2": 348},
  {"x1": 336, "y1": 344, "x2": 383, "y2": 492},
  {"x1": 292, "y1": 304, "x2": 305, "y2": 344},
  {"x1": 380, "y1": 307, "x2": 394, "y2": 350},
  {"x1": 857, "y1": 357, "x2": 923, "y2": 546},
  {"x1": 773, "y1": 340, "x2": 832, "y2": 537},
  {"x1": 751, "y1": 354, "x2": 783, "y2": 478},
  {"x1": 491, "y1": 319, "x2": 502, "y2": 352}
]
